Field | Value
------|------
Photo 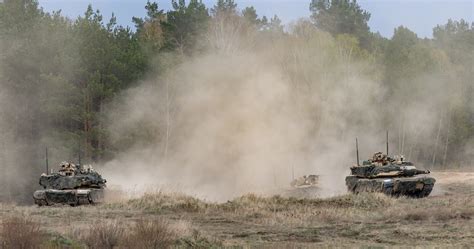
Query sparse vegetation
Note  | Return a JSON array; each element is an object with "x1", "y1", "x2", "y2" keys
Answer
[
  {"x1": 74, "y1": 221, "x2": 124, "y2": 249},
  {"x1": 122, "y1": 192, "x2": 210, "y2": 213},
  {"x1": 121, "y1": 219, "x2": 178, "y2": 249},
  {"x1": 0, "y1": 173, "x2": 471, "y2": 247},
  {"x1": 0, "y1": 216, "x2": 44, "y2": 249}
]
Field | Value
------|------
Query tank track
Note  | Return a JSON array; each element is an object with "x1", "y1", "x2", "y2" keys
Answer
[{"x1": 33, "y1": 189, "x2": 104, "y2": 206}]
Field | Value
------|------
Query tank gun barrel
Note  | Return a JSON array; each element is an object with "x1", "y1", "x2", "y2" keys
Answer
[{"x1": 415, "y1": 169, "x2": 430, "y2": 175}]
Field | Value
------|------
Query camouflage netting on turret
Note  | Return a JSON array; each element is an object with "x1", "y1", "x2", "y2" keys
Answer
[
  {"x1": 39, "y1": 171, "x2": 106, "y2": 190},
  {"x1": 350, "y1": 164, "x2": 431, "y2": 178},
  {"x1": 290, "y1": 175, "x2": 319, "y2": 187},
  {"x1": 39, "y1": 162, "x2": 106, "y2": 190},
  {"x1": 346, "y1": 152, "x2": 436, "y2": 198},
  {"x1": 34, "y1": 162, "x2": 107, "y2": 206}
]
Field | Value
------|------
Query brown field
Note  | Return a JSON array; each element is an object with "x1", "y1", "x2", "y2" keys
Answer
[{"x1": 1, "y1": 171, "x2": 473, "y2": 248}]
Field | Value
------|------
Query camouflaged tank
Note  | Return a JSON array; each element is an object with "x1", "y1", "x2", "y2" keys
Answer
[
  {"x1": 290, "y1": 175, "x2": 319, "y2": 188},
  {"x1": 345, "y1": 152, "x2": 435, "y2": 198},
  {"x1": 33, "y1": 162, "x2": 106, "y2": 206}
]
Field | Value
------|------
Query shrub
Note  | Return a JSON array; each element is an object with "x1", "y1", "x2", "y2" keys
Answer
[
  {"x1": 123, "y1": 219, "x2": 177, "y2": 249},
  {"x1": 0, "y1": 216, "x2": 44, "y2": 249},
  {"x1": 76, "y1": 221, "x2": 124, "y2": 249}
]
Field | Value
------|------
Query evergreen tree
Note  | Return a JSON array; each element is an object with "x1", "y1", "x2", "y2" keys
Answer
[
  {"x1": 211, "y1": 0, "x2": 237, "y2": 17},
  {"x1": 162, "y1": 0, "x2": 210, "y2": 54},
  {"x1": 310, "y1": 0, "x2": 371, "y2": 48}
]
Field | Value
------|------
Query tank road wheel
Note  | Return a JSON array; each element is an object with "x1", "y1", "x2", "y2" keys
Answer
[
  {"x1": 383, "y1": 187, "x2": 393, "y2": 196},
  {"x1": 77, "y1": 196, "x2": 91, "y2": 206},
  {"x1": 35, "y1": 199, "x2": 48, "y2": 207},
  {"x1": 417, "y1": 184, "x2": 434, "y2": 198}
]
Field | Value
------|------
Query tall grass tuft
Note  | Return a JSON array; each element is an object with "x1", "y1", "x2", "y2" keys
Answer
[
  {"x1": 0, "y1": 216, "x2": 44, "y2": 249},
  {"x1": 76, "y1": 221, "x2": 124, "y2": 249},
  {"x1": 122, "y1": 219, "x2": 178, "y2": 249}
]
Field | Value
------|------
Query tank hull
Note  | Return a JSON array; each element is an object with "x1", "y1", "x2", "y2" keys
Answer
[
  {"x1": 345, "y1": 175, "x2": 436, "y2": 198},
  {"x1": 33, "y1": 189, "x2": 104, "y2": 206}
]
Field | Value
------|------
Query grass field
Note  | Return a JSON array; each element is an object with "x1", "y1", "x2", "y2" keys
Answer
[{"x1": 1, "y1": 171, "x2": 473, "y2": 248}]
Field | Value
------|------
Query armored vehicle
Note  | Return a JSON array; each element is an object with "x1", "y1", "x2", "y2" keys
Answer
[
  {"x1": 33, "y1": 162, "x2": 107, "y2": 206},
  {"x1": 290, "y1": 175, "x2": 319, "y2": 188},
  {"x1": 346, "y1": 137, "x2": 435, "y2": 198},
  {"x1": 279, "y1": 174, "x2": 320, "y2": 198}
]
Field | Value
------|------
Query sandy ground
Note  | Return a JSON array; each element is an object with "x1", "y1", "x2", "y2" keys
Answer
[{"x1": 1, "y1": 171, "x2": 473, "y2": 248}]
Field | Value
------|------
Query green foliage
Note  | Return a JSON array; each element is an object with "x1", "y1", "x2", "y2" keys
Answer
[
  {"x1": 0, "y1": 0, "x2": 147, "y2": 167},
  {"x1": 266, "y1": 15, "x2": 284, "y2": 33},
  {"x1": 433, "y1": 19, "x2": 473, "y2": 62},
  {"x1": 310, "y1": 0, "x2": 371, "y2": 48},
  {"x1": 133, "y1": 1, "x2": 166, "y2": 54},
  {"x1": 71, "y1": 5, "x2": 148, "y2": 160},
  {"x1": 161, "y1": 0, "x2": 210, "y2": 54},
  {"x1": 210, "y1": 0, "x2": 237, "y2": 17},
  {"x1": 242, "y1": 6, "x2": 267, "y2": 28}
]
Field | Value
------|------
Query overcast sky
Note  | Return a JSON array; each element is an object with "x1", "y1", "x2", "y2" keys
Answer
[{"x1": 37, "y1": 0, "x2": 474, "y2": 38}]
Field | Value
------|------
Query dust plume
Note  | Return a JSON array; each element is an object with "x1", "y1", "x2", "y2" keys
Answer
[{"x1": 102, "y1": 20, "x2": 391, "y2": 201}]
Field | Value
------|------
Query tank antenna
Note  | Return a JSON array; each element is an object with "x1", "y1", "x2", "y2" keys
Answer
[
  {"x1": 45, "y1": 147, "x2": 49, "y2": 174},
  {"x1": 356, "y1": 138, "x2": 360, "y2": 166},
  {"x1": 78, "y1": 143, "x2": 81, "y2": 166},
  {"x1": 386, "y1": 130, "x2": 389, "y2": 156}
]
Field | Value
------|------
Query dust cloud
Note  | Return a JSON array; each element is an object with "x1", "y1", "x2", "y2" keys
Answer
[{"x1": 102, "y1": 22, "x2": 394, "y2": 201}]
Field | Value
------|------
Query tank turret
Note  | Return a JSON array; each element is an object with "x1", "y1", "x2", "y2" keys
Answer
[
  {"x1": 349, "y1": 152, "x2": 431, "y2": 178},
  {"x1": 290, "y1": 175, "x2": 319, "y2": 188}
]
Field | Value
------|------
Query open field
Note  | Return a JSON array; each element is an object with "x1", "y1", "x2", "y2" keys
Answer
[{"x1": 1, "y1": 171, "x2": 473, "y2": 248}]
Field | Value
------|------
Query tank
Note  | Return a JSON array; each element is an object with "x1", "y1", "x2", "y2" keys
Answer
[
  {"x1": 346, "y1": 152, "x2": 436, "y2": 198},
  {"x1": 290, "y1": 175, "x2": 319, "y2": 188},
  {"x1": 33, "y1": 162, "x2": 107, "y2": 206},
  {"x1": 279, "y1": 175, "x2": 320, "y2": 199}
]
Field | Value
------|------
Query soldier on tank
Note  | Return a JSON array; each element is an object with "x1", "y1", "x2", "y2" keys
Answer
[
  {"x1": 59, "y1": 161, "x2": 77, "y2": 176},
  {"x1": 371, "y1": 152, "x2": 390, "y2": 166}
]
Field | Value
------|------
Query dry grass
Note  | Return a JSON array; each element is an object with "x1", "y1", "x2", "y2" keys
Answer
[
  {"x1": 108, "y1": 191, "x2": 210, "y2": 213},
  {"x1": 0, "y1": 172, "x2": 472, "y2": 248},
  {"x1": 73, "y1": 221, "x2": 124, "y2": 249},
  {"x1": 70, "y1": 218, "x2": 203, "y2": 249},
  {"x1": 71, "y1": 187, "x2": 474, "y2": 233},
  {"x1": 121, "y1": 219, "x2": 179, "y2": 249},
  {"x1": 0, "y1": 216, "x2": 44, "y2": 249}
]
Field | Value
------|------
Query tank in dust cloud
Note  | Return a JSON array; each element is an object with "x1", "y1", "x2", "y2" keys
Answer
[
  {"x1": 346, "y1": 152, "x2": 436, "y2": 198},
  {"x1": 279, "y1": 175, "x2": 320, "y2": 199},
  {"x1": 290, "y1": 175, "x2": 319, "y2": 188},
  {"x1": 33, "y1": 162, "x2": 107, "y2": 206}
]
